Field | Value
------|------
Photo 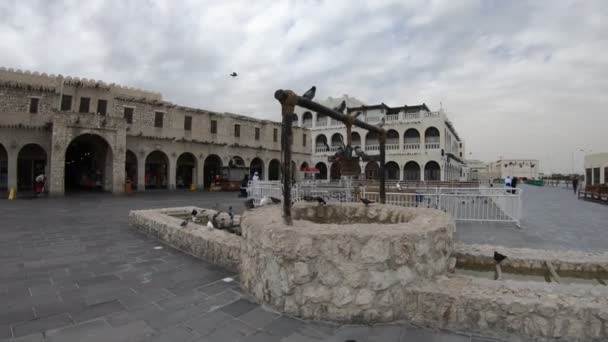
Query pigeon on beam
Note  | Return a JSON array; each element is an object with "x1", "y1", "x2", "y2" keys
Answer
[
  {"x1": 270, "y1": 197, "x2": 281, "y2": 204},
  {"x1": 360, "y1": 198, "x2": 374, "y2": 206},
  {"x1": 302, "y1": 86, "x2": 316, "y2": 100},
  {"x1": 314, "y1": 196, "x2": 327, "y2": 205},
  {"x1": 333, "y1": 100, "x2": 346, "y2": 114}
]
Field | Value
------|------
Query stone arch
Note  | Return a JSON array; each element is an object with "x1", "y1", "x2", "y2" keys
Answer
[
  {"x1": 300, "y1": 161, "x2": 309, "y2": 171},
  {"x1": 365, "y1": 131, "x2": 379, "y2": 149},
  {"x1": 365, "y1": 161, "x2": 379, "y2": 180},
  {"x1": 204, "y1": 154, "x2": 222, "y2": 188},
  {"x1": 385, "y1": 161, "x2": 400, "y2": 180},
  {"x1": 0, "y1": 143, "x2": 7, "y2": 191},
  {"x1": 302, "y1": 111, "x2": 313, "y2": 126},
  {"x1": 176, "y1": 152, "x2": 197, "y2": 189},
  {"x1": 424, "y1": 160, "x2": 441, "y2": 181},
  {"x1": 315, "y1": 134, "x2": 328, "y2": 151},
  {"x1": 125, "y1": 150, "x2": 138, "y2": 189},
  {"x1": 145, "y1": 150, "x2": 169, "y2": 189},
  {"x1": 404, "y1": 161, "x2": 421, "y2": 181},
  {"x1": 315, "y1": 162, "x2": 328, "y2": 180},
  {"x1": 64, "y1": 134, "x2": 112, "y2": 192},
  {"x1": 268, "y1": 159, "x2": 281, "y2": 181},
  {"x1": 331, "y1": 133, "x2": 344, "y2": 147},
  {"x1": 291, "y1": 113, "x2": 299, "y2": 126},
  {"x1": 250, "y1": 157, "x2": 264, "y2": 180},
  {"x1": 18, "y1": 143, "x2": 48, "y2": 192},
  {"x1": 404, "y1": 128, "x2": 421, "y2": 149},
  {"x1": 386, "y1": 130, "x2": 399, "y2": 145},
  {"x1": 229, "y1": 156, "x2": 245, "y2": 167},
  {"x1": 330, "y1": 162, "x2": 341, "y2": 180}
]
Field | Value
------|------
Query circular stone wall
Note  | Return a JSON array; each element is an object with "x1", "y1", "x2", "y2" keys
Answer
[{"x1": 239, "y1": 203, "x2": 455, "y2": 323}]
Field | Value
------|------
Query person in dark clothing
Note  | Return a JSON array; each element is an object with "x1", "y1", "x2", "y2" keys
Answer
[
  {"x1": 239, "y1": 174, "x2": 249, "y2": 197},
  {"x1": 572, "y1": 177, "x2": 579, "y2": 194},
  {"x1": 511, "y1": 177, "x2": 518, "y2": 194}
]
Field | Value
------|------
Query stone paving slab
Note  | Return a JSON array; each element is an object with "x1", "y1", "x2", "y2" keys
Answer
[{"x1": 0, "y1": 191, "x2": 519, "y2": 341}]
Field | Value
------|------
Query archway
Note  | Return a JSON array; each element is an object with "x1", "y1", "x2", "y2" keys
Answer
[
  {"x1": 229, "y1": 156, "x2": 245, "y2": 168},
  {"x1": 315, "y1": 134, "x2": 328, "y2": 152},
  {"x1": 250, "y1": 158, "x2": 264, "y2": 180},
  {"x1": 331, "y1": 133, "x2": 344, "y2": 147},
  {"x1": 204, "y1": 154, "x2": 222, "y2": 188},
  {"x1": 351, "y1": 132, "x2": 361, "y2": 147},
  {"x1": 176, "y1": 152, "x2": 197, "y2": 189},
  {"x1": 268, "y1": 159, "x2": 281, "y2": 181},
  {"x1": 425, "y1": 161, "x2": 441, "y2": 181},
  {"x1": 365, "y1": 131, "x2": 380, "y2": 150},
  {"x1": 365, "y1": 162, "x2": 379, "y2": 180},
  {"x1": 386, "y1": 130, "x2": 399, "y2": 146},
  {"x1": 424, "y1": 127, "x2": 440, "y2": 148},
  {"x1": 125, "y1": 150, "x2": 138, "y2": 189},
  {"x1": 404, "y1": 129, "x2": 421, "y2": 149},
  {"x1": 302, "y1": 111, "x2": 313, "y2": 127},
  {"x1": 0, "y1": 143, "x2": 7, "y2": 191},
  {"x1": 385, "y1": 161, "x2": 400, "y2": 180},
  {"x1": 64, "y1": 134, "x2": 111, "y2": 192},
  {"x1": 330, "y1": 162, "x2": 341, "y2": 180},
  {"x1": 145, "y1": 151, "x2": 169, "y2": 189},
  {"x1": 403, "y1": 161, "x2": 421, "y2": 181},
  {"x1": 315, "y1": 162, "x2": 327, "y2": 180}
]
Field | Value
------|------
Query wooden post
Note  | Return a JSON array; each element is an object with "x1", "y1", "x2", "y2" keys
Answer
[
  {"x1": 379, "y1": 132, "x2": 386, "y2": 204},
  {"x1": 275, "y1": 90, "x2": 298, "y2": 225}
]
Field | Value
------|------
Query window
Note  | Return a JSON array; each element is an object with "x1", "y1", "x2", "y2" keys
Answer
[
  {"x1": 303, "y1": 133, "x2": 307, "y2": 146},
  {"x1": 29, "y1": 98, "x2": 39, "y2": 114},
  {"x1": 79, "y1": 97, "x2": 90, "y2": 113},
  {"x1": 255, "y1": 127, "x2": 260, "y2": 140},
  {"x1": 234, "y1": 124, "x2": 240, "y2": 137},
  {"x1": 61, "y1": 95, "x2": 72, "y2": 111},
  {"x1": 123, "y1": 107, "x2": 134, "y2": 124},
  {"x1": 154, "y1": 112, "x2": 163, "y2": 128},
  {"x1": 593, "y1": 167, "x2": 600, "y2": 184},
  {"x1": 184, "y1": 116, "x2": 192, "y2": 131},
  {"x1": 210, "y1": 119, "x2": 217, "y2": 134},
  {"x1": 97, "y1": 99, "x2": 107, "y2": 116},
  {"x1": 273, "y1": 128, "x2": 278, "y2": 142}
]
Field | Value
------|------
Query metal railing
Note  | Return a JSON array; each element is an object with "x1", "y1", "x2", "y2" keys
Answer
[
  {"x1": 385, "y1": 114, "x2": 399, "y2": 122},
  {"x1": 386, "y1": 143, "x2": 400, "y2": 150},
  {"x1": 366, "y1": 144, "x2": 380, "y2": 151},
  {"x1": 404, "y1": 112, "x2": 420, "y2": 120},
  {"x1": 315, "y1": 146, "x2": 328, "y2": 153},
  {"x1": 248, "y1": 181, "x2": 521, "y2": 227},
  {"x1": 425, "y1": 142, "x2": 440, "y2": 149},
  {"x1": 403, "y1": 143, "x2": 420, "y2": 150}
]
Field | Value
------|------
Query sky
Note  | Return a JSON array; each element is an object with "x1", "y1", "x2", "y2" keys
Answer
[{"x1": 1, "y1": 0, "x2": 606, "y2": 174}]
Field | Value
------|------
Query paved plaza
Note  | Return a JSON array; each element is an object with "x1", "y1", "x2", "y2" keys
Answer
[{"x1": 1, "y1": 186, "x2": 605, "y2": 341}]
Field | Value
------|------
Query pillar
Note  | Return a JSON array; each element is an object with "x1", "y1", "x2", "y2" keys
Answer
[
  {"x1": 7, "y1": 151, "x2": 17, "y2": 192},
  {"x1": 48, "y1": 148, "x2": 65, "y2": 196},
  {"x1": 112, "y1": 153, "x2": 125, "y2": 195},
  {"x1": 137, "y1": 153, "x2": 146, "y2": 191},
  {"x1": 168, "y1": 156, "x2": 176, "y2": 190},
  {"x1": 196, "y1": 156, "x2": 205, "y2": 190}
]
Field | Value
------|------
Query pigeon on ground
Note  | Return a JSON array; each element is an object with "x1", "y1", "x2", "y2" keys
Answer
[
  {"x1": 494, "y1": 251, "x2": 507, "y2": 264},
  {"x1": 260, "y1": 196, "x2": 272, "y2": 206},
  {"x1": 396, "y1": 182, "x2": 401, "y2": 191},
  {"x1": 228, "y1": 206, "x2": 234, "y2": 223},
  {"x1": 314, "y1": 196, "x2": 326, "y2": 205},
  {"x1": 302, "y1": 86, "x2": 316, "y2": 100},
  {"x1": 207, "y1": 220, "x2": 214, "y2": 229},
  {"x1": 334, "y1": 100, "x2": 346, "y2": 114},
  {"x1": 191, "y1": 209, "x2": 198, "y2": 216},
  {"x1": 302, "y1": 195, "x2": 315, "y2": 202},
  {"x1": 244, "y1": 198, "x2": 255, "y2": 209},
  {"x1": 270, "y1": 197, "x2": 281, "y2": 204},
  {"x1": 360, "y1": 198, "x2": 374, "y2": 206},
  {"x1": 180, "y1": 220, "x2": 188, "y2": 227},
  {"x1": 230, "y1": 72, "x2": 238, "y2": 77}
]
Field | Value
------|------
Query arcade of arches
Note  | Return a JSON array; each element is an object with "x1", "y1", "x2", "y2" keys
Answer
[
  {"x1": 176, "y1": 153, "x2": 196, "y2": 188},
  {"x1": 145, "y1": 151, "x2": 169, "y2": 189},
  {"x1": 268, "y1": 159, "x2": 280, "y2": 181},
  {"x1": 311, "y1": 160, "x2": 444, "y2": 181}
]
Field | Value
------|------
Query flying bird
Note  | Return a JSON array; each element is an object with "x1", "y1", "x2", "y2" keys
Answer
[
  {"x1": 230, "y1": 72, "x2": 238, "y2": 77},
  {"x1": 302, "y1": 86, "x2": 316, "y2": 100},
  {"x1": 334, "y1": 100, "x2": 346, "y2": 114},
  {"x1": 270, "y1": 196, "x2": 281, "y2": 204},
  {"x1": 494, "y1": 251, "x2": 507, "y2": 264},
  {"x1": 180, "y1": 220, "x2": 188, "y2": 227},
  {"x1": 244, "y1": 198, "x2": 255, "y2": 209},
  {"x1": 360, "y1": 198, "x2": 374, "y2": 206}
]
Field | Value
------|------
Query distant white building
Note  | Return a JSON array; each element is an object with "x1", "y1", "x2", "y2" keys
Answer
[
  {"x1": 488, "y1": 159, "x2": 540, "y2": 180},
  {"x1": 465, "y1": 160, "x2": 489, "y2": 182},
  {"x1": 294, "y1": 95, "x2": 466, "y2": 181},
  {"x1": 584, "y1": 153, "x2": 608, "y2": 184}
]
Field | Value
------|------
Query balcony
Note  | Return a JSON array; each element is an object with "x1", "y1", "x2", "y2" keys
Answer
[
  {"x1": 425, "y1": 143, "x2": 440, "y2": 149},
  {"x1": 404, "y1": 112, "x2": 420, "y2": 120},
  {"x1": 364, "y1": 116, "x2": 382, "y2": 123},
  {"x1": 315, "y1": 146, "x2": 328, "y2": 153},
  {"x1": 366, "y1": 144, "x2": 380, "y2": 151},
  {"x1": 302, "y1": 120, "x2": 312, "y2": 128},
  {"x1": 424, "y1": 111, "x2": 441, "y2": 118},
  {"x1": 316, "y1": 118, "x2": 328, "y2": 126},
  {"x1": 404, "y1": 143, "x2": 420, "y2": 150},
  {"x1": 386, "y1": 143, "x2": 400, "y2": 151},
  {"x1": 385, "y1": 114, "x2": 399, "y2": 123}
]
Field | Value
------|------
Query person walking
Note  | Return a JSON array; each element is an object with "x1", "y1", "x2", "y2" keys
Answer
[
  {"x1": 511, "y1": 177, "x2": 518, "y2": 194},
  {"x1": 34, "y1": 173, "x2": 46, "y2": 196},
  {"x1": 572, "y1": 177, "x2": 579, "y2": 195}
]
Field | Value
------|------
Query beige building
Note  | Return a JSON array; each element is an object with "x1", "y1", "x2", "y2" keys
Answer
[
  {"x1": 584, "y1": 153, "x2": 608, "y2": 184},
  {"x1": 487, "y1": 159, "x2": 540, "y2": 180},
  {"x1": 0, "y1": 67, "x2": 311, "y2": 196},
  {"x1": 296, "y1": 95, "x2": 466, "y2": 181}
]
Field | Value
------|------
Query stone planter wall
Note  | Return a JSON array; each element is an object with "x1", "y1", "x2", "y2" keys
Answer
[
  {"x1": 239, "y1": 203, "x2": 455, "y2": 323},
  {"x1": 129, "y1": 207, "x2": 241, "y2": 273}
]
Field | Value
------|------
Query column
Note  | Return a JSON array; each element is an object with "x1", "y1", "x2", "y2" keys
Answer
[
  {"x1": 196, "y1": 156, "x2": 205, "y2": 190},
  {"x1": 168, "y1": 156, "x2": 176, "y2": 190},
  {"x1": 7, "y1": 151, "x2": 17, "y2": 192},
  {"x1": 137, "y1": 154, "x2": 146, "y2": 191}
]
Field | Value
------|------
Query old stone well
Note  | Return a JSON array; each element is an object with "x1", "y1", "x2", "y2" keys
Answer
[{"x1": 239, "y1": 202, "x2": 455, "y2": 323}]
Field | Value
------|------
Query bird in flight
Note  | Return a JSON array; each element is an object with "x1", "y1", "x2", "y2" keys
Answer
[
  {"x1": 230, "y1": 72, "x2": 238, "y2": 77},
  {"x1": 494, "y1": 251, "x2": 507, "y2": 264},
  {"x1": 302, "y1": 86, "x2": 316, "y2": 100}
]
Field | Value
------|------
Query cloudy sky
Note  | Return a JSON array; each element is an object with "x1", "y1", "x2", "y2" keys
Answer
[{"x1": 1, "y1": 0, "x2": 606, "y2": 173}]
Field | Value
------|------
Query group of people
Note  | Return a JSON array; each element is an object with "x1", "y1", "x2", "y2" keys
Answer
[
  {"x1": 239, "y1": 171, "x2": 259, "y2": 197},
  {"x1": 504, "y1": 176, "x2": 519, "y2": 194}
]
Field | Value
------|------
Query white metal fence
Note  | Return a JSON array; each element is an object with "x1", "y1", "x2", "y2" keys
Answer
[{"x1": 247, "y1": 182, "x2": 522, "y2": 227}]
